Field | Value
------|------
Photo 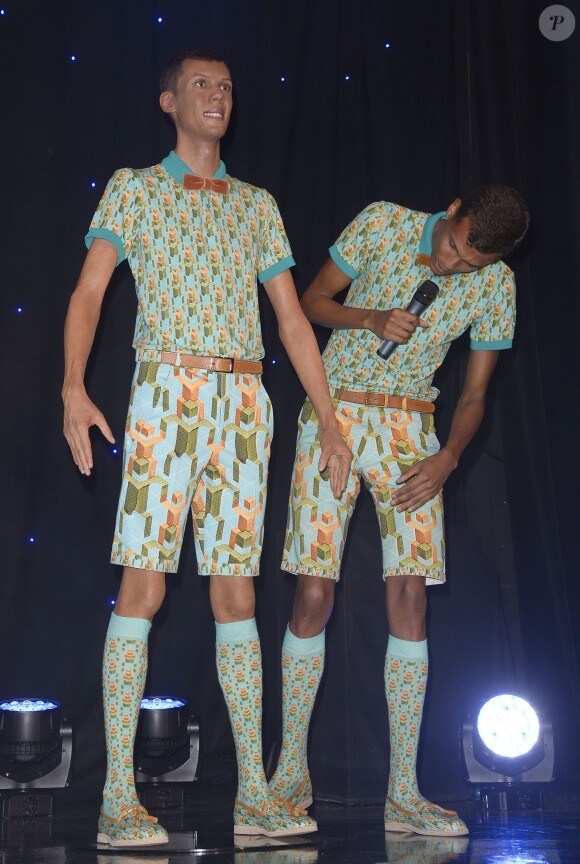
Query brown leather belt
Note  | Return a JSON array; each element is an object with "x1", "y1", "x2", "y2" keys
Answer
[
  {"x1": 334, "y1": 388, "x2": 435, "y2": 413},
  {"x1": 160, "y1": 352, "x2": 263, "y2": 374}
]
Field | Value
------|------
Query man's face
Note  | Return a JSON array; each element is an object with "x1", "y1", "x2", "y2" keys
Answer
[
  {"x1": 160, "y1": 59, "x2": 233, "y2": 143},
  {"x1": 429, "y1": 199, "x2": 499, "y2": 277}
]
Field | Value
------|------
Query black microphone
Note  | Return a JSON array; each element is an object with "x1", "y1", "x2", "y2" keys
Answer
[{"x1": 376, "y1": 279, "x2": 440, "y2": 360}]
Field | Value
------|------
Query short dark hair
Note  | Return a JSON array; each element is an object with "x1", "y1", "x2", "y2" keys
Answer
[
  {"x1": 159, "y1": 49, "x2": 230, "y2": 94},
  {"x1": 455, "y1": 185, "x2": 530, "y2": 256}
]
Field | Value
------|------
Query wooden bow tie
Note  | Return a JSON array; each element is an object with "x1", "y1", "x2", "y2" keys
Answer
[{"x1": 183, "y1": 174, "x2": 229, "y2": 194}]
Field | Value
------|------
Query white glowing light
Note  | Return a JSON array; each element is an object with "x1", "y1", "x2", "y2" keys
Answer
[
  {"x1": 477, "y1": 695, "x2": 540, "y2": 758},
  {"x1": 141, "y1": 697, "x2": 186, "y2": 711},
  {"x1": 0, "y1": 699, "x2": 59, "y2": 712}
]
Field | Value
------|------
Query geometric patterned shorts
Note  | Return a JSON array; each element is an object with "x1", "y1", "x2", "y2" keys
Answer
[
  {"x1": 111, "y1": 362, "x2": 273, "y2": 576},
  {"x1": 281, "y1": 399, "x2": 445, "y2": 585}
]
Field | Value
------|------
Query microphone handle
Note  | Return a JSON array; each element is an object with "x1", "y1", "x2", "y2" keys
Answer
[{"x1": 376, "y1": 298, "x2": 430, "y2": 360}]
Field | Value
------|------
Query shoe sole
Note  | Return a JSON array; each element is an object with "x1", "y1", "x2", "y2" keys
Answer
[
  {"x1": 97, "y1": 832, "x2": 169, "y2": 847},
  {"x1": 234, "y1": 823, "x2": 317, "y2": 837},
  {"x1": 384, "y1": 820, "x2": 469, "y2": 837}
]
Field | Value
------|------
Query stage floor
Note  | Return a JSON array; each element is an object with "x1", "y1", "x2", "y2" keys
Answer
[{"x1": 1, "y1": 792, "x2": 578, "y2": 863}]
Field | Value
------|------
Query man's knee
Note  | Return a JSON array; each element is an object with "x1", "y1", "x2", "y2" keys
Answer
[
  {"x1": 290, "y1": 575, "x2": 335, "y2": 636},
  {"x1": 387, "y1": 575, "x2": 427, "y2": 619},
  {"x1": 297, "y1": 575, "x2": 334, "y2": 613},
  {"x1": 210, "y1": 575, "x2": 256, "y2": 623},
  {"x1": 115, "y1": 567, "x2": 167, "y2": 620}
]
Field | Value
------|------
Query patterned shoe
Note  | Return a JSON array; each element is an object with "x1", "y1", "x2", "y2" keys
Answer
[
  {"x1": 384, "y1": 796, "x2": 468, "y2": 837},
  {"x1": 270, "y1": 774, "x2": 314, "y2": 809},
  {"x1": 233, "y1": 796, "x2": 317, "y2": 837},
  {"x1": 97, "y1": 803, "x2": 169, "y2": 846}
]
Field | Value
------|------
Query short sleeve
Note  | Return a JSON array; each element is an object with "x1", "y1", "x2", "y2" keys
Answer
[
  {"x1": 329, "y1": 202, "x2": 390, "y2": 279},
  {"x1": 470, "y1": 270, "x2": 516, "y2": 350},
  {"x1": 85, "y1": 168, "x2": 141, "y2": 265},
  {"x1": 257, "y1": 192, "x2": 295, "y2": 283}
]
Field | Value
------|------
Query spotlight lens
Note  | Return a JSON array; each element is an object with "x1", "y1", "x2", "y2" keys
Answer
[
  {"x1": 477, "y1": 695, "x2": 540, "y2": 758},
  {"x1": 141, "y1": 697, "x2": 186, "y2": 711},
  {"x1": 0, "y1": 699, "x2": 59, "y2": 712}
]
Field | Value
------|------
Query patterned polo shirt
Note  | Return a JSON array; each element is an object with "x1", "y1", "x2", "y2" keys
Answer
[
  {"x1": 322, "y1": 202, "x2": 516, "y2": 400},
  {"x1": 86, "y1": 151, "x2": 294, "y2": 361}
]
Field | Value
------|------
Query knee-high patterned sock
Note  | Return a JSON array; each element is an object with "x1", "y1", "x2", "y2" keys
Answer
[
  {"x1": 102, "y1": 613, "x2": 151, "y2": 818},
  {"x1": 269, "y1": 626, "x2": 325, "y2": 803},
  {"x1": 215, "y1": 618, "x2": 273, "y2": 806},
  {"x1": 385, "y1": 635, "x2": 428, "y2": 806}
]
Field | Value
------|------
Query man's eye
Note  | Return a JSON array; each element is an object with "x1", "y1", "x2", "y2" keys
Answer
[
  {"x1": 221, "y1": 84, "x2": 231, "y2": 91},
  {"x1": 194, "y1": 80, "x2": 206, "y2": 87}
]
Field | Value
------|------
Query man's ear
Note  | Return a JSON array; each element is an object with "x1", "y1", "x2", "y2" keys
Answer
[
  {"x1": 159, "y1": 90, "x2": 175, "y2": 115},
  {"x1": 446, "y1": 198, "x2": 461, "y2": 219}
]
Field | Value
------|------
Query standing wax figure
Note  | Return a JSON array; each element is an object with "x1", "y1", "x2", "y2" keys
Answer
[
  {"x1": 62, "y1": 49, "x2": 352, "y2": 847},
  {"x1": 269, "y1": 187, "x2": 529, "y2": 836}
]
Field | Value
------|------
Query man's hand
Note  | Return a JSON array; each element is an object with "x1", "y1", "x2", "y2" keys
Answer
[
  {"x1": 391, "y1": 449, "x2": 457, "y2": 512},
  {"x1": 63, "y1": 386, "x2": 115, "y2": 476},
  {"x1": 364, "y1": 308, "x2": 428, "y2": 344},
  {"x1": 318, "y1": 424, "x2": 352, "y2": 499}
]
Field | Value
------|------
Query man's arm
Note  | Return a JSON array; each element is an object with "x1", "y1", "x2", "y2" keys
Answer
[
  {"x1": 62, "y1": 238, "x2": 119, "y2": 476},
  {"x1": 391, "y1": 349, "x2": 500, "y2": 512},
  {"x1": 301, "y1": 257, "x2": 427, "y2": 345},
  {"x1": 262, "y1": 269, "x2": 352, "y2": 498}
]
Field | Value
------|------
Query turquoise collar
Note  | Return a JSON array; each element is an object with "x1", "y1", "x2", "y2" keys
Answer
[
  {"x1": 418, "y1": 211, "x2": 445, "y2": 257},
  {"x1": 162, "y1": 150, "x2": 227, "y2": 184}
]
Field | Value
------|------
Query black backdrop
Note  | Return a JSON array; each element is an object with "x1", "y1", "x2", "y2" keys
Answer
[{"x1": 1, "y1": 0, "x2": 579, "y2": 804}]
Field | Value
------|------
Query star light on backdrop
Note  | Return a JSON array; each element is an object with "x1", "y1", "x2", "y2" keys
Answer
[{"x1": 461, "y1": 693, "x2": 555, "y2": 811}]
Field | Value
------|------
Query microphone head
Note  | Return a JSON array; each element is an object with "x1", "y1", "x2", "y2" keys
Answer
[{"x1": 415, "y1": 280, "x2": 440, "y2": 305}]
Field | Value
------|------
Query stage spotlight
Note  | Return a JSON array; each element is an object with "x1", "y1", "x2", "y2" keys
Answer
[
  {"x1": 0, "y1": 699, "x2": 74, "y2": 818},
  {"x1": 461, "y1": 694, "x2": 554, "y2": 809},
  {"x1": 135, "y1": 697, "x2": 199, "y2": 810}
]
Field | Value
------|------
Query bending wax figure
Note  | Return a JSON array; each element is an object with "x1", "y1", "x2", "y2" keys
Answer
[
  {"x1": 269, "y1": 187, "x2": 529, "y2": 836},
  {"x1": 62, "y1": 49, "x2": 351, "y2": 847}
]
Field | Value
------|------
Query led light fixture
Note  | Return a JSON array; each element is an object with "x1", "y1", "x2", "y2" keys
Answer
[
  {"x1": 0, "y1": 699, "x2": 74, "y2": 818},
  {"x1": 461, "y1": 693, "x2": 554, "y2": 809},
  {"x1": 135, "y1": 697, "x2": 199, "y2": 810}
]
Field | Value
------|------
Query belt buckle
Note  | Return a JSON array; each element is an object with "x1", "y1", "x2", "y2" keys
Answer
[
  {"x1": 364, "y1": 393, "x2": 382, "y2": 407},
  {"x1": 209, "y1": 356, "x2": 234, "y2": 372}
]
